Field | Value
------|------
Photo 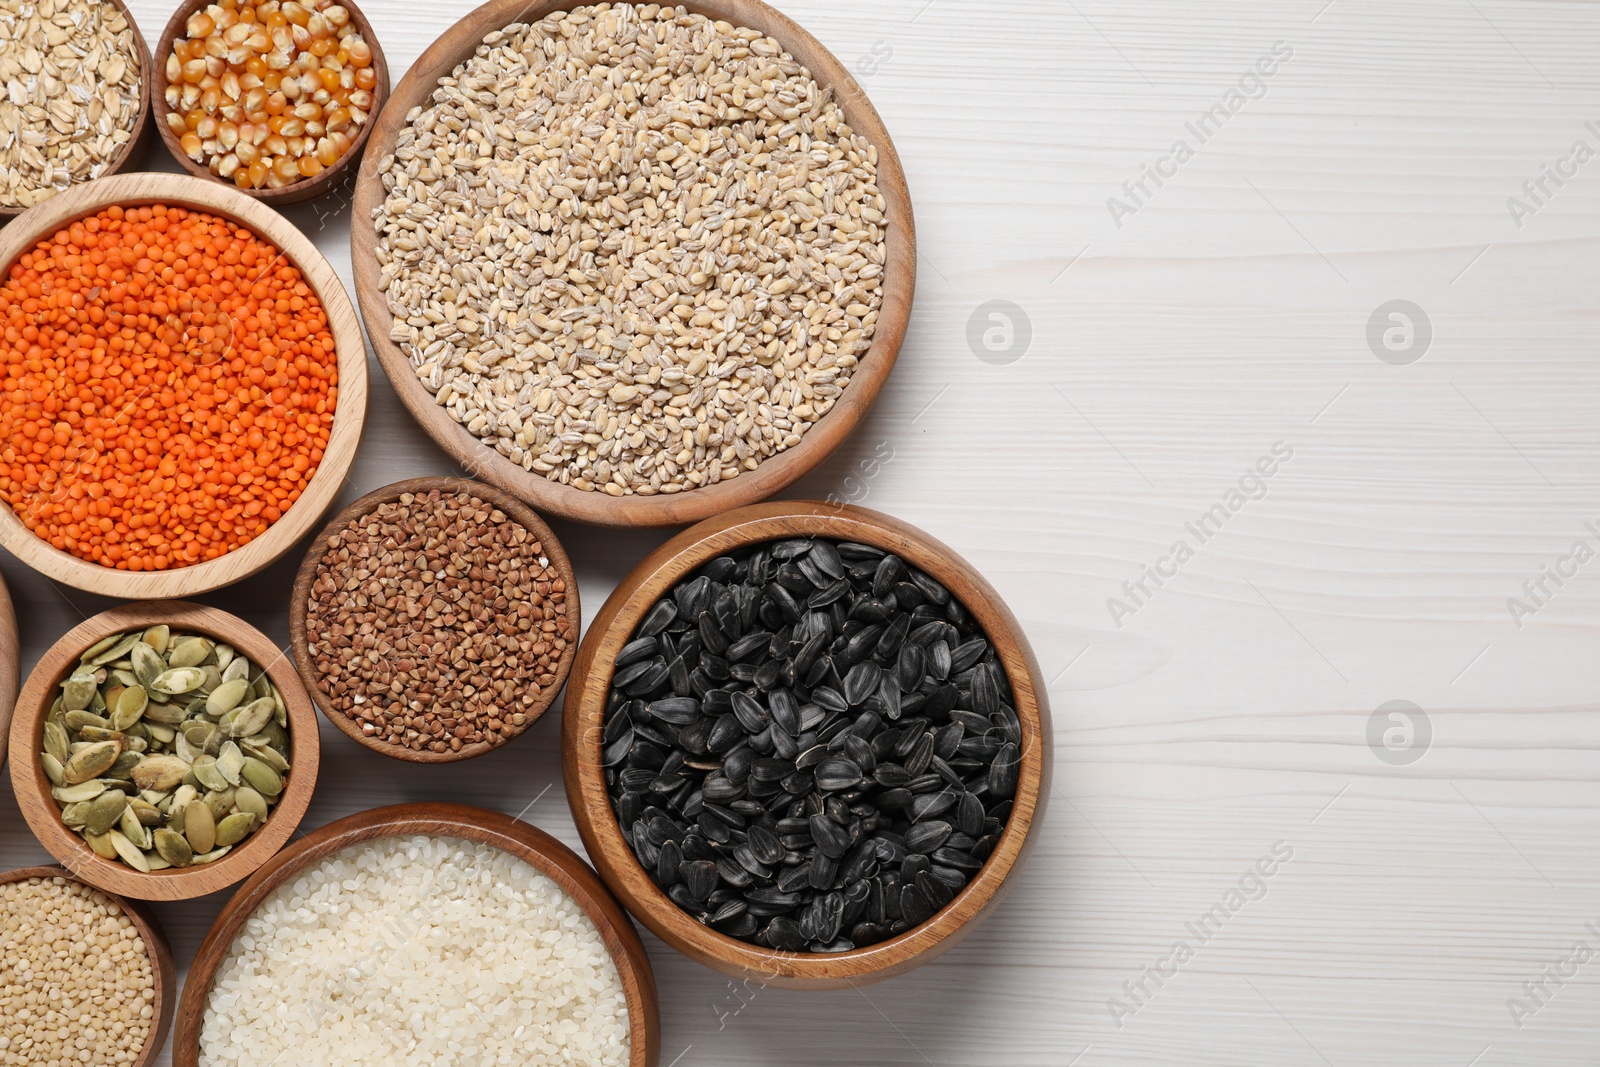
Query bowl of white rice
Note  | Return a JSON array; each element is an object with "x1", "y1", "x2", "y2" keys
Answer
[{"x1": 173, "y1": 803, "x2": 659, "y2": 1067}]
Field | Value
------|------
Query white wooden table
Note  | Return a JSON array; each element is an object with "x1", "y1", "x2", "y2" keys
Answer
[{"x1": 4, "y1": 1, "x2": 1598, "y2": 1063}]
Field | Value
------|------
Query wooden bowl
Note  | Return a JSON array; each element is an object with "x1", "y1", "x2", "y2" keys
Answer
[
  {"x1": 562, "y1": 501, "x2": 1052, "y2": 989},
  {"x1": 0, "y1": 172, "x2": 367, "y2": 598},
  {"x1": 350, "y1": 0, "x2": 916, "y2": 528},
  {"x1": 0, "y1": 570, "x2": 16, "y2": 770},
  {"x1": 0, "y1": 0, "x2": 154, "y2": 225},
  {"x1": 0, "y1": 865, "x2": 176, "y2": 1067},
  {"x1": 8, "y1": 602, "x2": 322, "y2": 901},
  {"x1": 172, "y1": 802, "x2": 660, "y2": 1066},
  {"x1": 150, "y1": 0, "x2": 390, "y2": 206},
  {"x1": 287, "y1": 476, "x2": 581, "y2": 763}
]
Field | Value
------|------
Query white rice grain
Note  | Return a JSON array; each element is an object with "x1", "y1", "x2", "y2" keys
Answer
[{"x1": 198, "y1": 835, "x2": 630, "y2": 1067}]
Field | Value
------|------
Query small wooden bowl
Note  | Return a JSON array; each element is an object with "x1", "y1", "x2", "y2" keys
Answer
[
  {"x1": 8, "y1": 602, "x2": 322, "y2": 901},
  {"x1": 0, "y1": 865, "x2": 176, "y2": 1067},
  {"x1": 0, "y1": 172, "x2": 367, "y2": 598},
  {"x1": 0, "y1": 0, "x2": 154, "y2": 225},
  {"x1": 172, "y1": 803, "x2": 660, "y2": 1066},
  {"x1": 0, "y1": 570, "x2": 17, "y2": 770},
  {"x1": 151, "y1": 0, "x2": 390, "y2": 205},
  {"x1": 287, "y1": 476, "x2": 581, "y2": 763},
  {"x1": 350, "y1": 0, "x2": 916, "y2": 528},
  {"x1": 562, "y1": 501, "x2": 1052, "y2": 989}
]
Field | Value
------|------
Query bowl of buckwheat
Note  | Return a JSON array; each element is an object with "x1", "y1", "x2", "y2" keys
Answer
[{"x1": 289, "y1": 477, "x2": 581, "y2": 762}]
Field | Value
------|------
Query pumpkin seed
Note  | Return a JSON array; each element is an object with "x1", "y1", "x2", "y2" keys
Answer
[
  {"x1": 118, "y1": 806, "x2": 151, "y2": 849},
  {"x1": 192, "y1": 754, "x2": 228, "y2": 792},
  {"x1": 43, "y1": 721, "x2": 70, "y2": 764},
  {"x1": 233, "y1": 786, "x2": 269, "y2": 823},
  {"x1": 53, "y1": 780, "x2": 108, "y2": 803},
  {"x1": 143, "y1": 625, "x2": 171, "y2": 653},
  {"x1": 60, "y1": 801, "x2": 92, "y2": 829},
  {"x1": 151, "y1": 667, "x2": 205, "y2": 696},
  {"x1": 42, "y1": 752, "x2": 66, "y2": 786},
  {"x1": 214, "y1": 812, "x2": 257, "y2": 847},
  {"x1": 206, "y1": 678, "x2": 250, "y2": 718},
  {"x1": 79, "y1": 632, "x2": 126, "y2": 662},
  {"x1": 184, "y1": 799, "x2": 216, "y2": 853},
  {"x1": 130, "y1": 754, "x2": 189, "y2": 792},
  {"x1": 110, "y1": 684, "x2": 148, "y2": 729},
  {"x1": 221, "y1": 655, "x2": 251, "y2": 683},
  {"x1": 62, "y1": 675, "x2": 98, "y2": 711},
  {"x1": 86, "y1": 631, "x2": 141, "y2": 666},
  {"x1": 65, "y1": 709, "x2": 110, "y2": 732},
  {"x1": 64, "y1": 740, "x2": 120, "y2": 784},
  {"x1": 227, "y1": 698, "x2": 274, "y2": 739},
  {"x1": 131, "y1": 642, "x2": 165, "y2": 688},
  {"x1": 84, "y1": 791, "x2": 127, "y2": 835},
  {"x1": 86, "y1": 831, "x2": 119, "y2": 859},
  {"x1": 107, "y1": 830, "x2": 151, "y2": 872},
  {"x1": 204, "y1": 789, "x2": 236, "y2": 821},
  {"x1": 167, "y1": 637, "x2": 212, "y2": 668},
  {"x1": 128, "y1": 797, "x2": 163, "y2": 826},
  {"x1": 217, "y1": 742, "x2": 246, "y2": 785},
  {"x1": 240, "y1": 757, "x2": 282, "y2": 797},
  {"x1": 193, "y1": 846, "x2": 232, "y2": 865},
  {"x1": 153, "y1": 828, "x2": 194, "y2": 867}
]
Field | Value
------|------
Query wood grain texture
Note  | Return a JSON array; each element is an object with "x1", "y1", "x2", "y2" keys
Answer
[
  {"x1": 8, "y1": 602, "x2": 321, "y2": 900},
  {"x1": 149, "y1": 0, "x2": 392, "y2": 206},
  {"x1": 5, "y1": 0, "x2": 1600, "y2": 1062},
  {"x1": 169, "y1": 802, "x2": 661, "y2": 1067},
  {"x1": 348, "y1": 0, "x2": 916, "y2": 528},
  {"x1": 0, "y1": 864, "x2": 177, "y2": 1067},
  {"x1": 287, "y1": 476, "x2": 581, "y2": 762},
  {"x1": 562, "y1": 501, "x2": 1052, "y2": 988},
  {"x1": 0, "y1": 571, "x2": 15, "y2": 771},
  {"x1": 0, "y1": 172, "x2": 368, "y2": 599},
  {"x1": 0, "y1": 0, "x2": 155, "y2": 223}
]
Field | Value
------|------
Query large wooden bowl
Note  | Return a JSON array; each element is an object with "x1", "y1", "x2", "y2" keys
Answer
[
  {"x1": 0, "y1": 0, "x2": 154, "y2": 224},
  {"x1": 0, "y1": 172, "x2": 367, "y2": 598},
  {"x1": 0, "y1": 865, "x2": 176, "y2": 1067},
  {"x1": 8, "y1": 602, "x2": 322, "y2": 901},
  {"x1": 288, "y1": 476, "x2": 581, "y2": 763},
  {"x1": 172, "y1": 803, "x2": 661, "y2": 1066},
  {"x1": 151, "y1": 0, "x2": 391, "y2": 206},
  {"x1": 350, "y1": 0, "x2": 915, "y2": 528},
  {"x1": 0, "y1": 570, "x2": 16, "y2": 770},
  {"x1": 562, "y1": 501, "x2": 1052, "y2": 989}
]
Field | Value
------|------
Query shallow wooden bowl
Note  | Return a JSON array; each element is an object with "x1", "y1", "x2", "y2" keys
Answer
[
  {"x1": 0, "y1": 570, "x2": 16, "y2": 770},
  {"x1": 350, "y1": 0, "x2": 915, "y2": 528},
  {"x1": 562, "y1": 501, "x2": 1052, "y2": 989},
  {"x1": 288, "y1": 476, "x2": 581, "y2": 763},
  {"x1": 172, "y1": 802, "x2": 660, "y2": 1066},
  {"x1": 150, "y1": 0, "x2": 390, "y2": 205},
  {"x1": 0, "y1": 172, "x2": 367, "y2": 598},
  {"x1": 0, "y1": 865, "x2": 176, "y2": 1067},
  {"x1": 8, "y1": 602, "x2": 322, "y2": 901},
  {"x1": 0, "y1": 0, "x2": 154, "y2": 224}
]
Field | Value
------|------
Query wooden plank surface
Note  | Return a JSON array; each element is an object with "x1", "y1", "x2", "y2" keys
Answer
[{"x1": 2, "y1": 0, "x2": 1597, "y2": 1064}]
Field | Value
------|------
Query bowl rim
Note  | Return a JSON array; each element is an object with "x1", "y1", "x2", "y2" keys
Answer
[
  {"x1": 0, "y1": 570, "x2": 16, "y2": 771},
  {"x1": 169, "y1": 802, "x2": 661, "y2": 1067},
  {"x1": 0, "y1": 0, "x2": 154, "y2": 220},
  {"x1": 7, "y1": 601, "x2": 322, "y2": 901},
  {"x1": 287, "y1": 475, "x2": 582, "y2": 763},
  {"x1": 561, "y1": 500, "x2": 1052, "y2": 989},
  {"x1": 0, "y1": 171, "x2": 368, "y2": 598},
  {"x1": 148, "y1": 0, "x2": 392, "y2": 206},
  {"x1": 349, "y1": 0, "x2": 916, "y2": 528},
  {"x1": 0, "y1": 864, "x2": 178, "y2": 1067}
]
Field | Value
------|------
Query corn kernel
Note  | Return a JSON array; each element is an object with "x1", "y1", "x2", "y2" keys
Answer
[
  {"x1": 298, "y1": 155, "x2": 324, "y2": 177},
  {"x1": 180, "y1": 132, "x2": 203, "y2": 159}
]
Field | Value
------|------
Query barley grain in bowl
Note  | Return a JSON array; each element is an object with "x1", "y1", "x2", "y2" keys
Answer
[
  {"x1": 174, "y1": 804, "x2": 660, "y2": 1067},
  {"x1": 354, "y1": 0, "x2": 915, "y2": 527}
]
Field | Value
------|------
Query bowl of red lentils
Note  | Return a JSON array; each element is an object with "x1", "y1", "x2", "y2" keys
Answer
[
  {"x1": 151, "y1": 0, "x2": 390, "y2": 204},
  {"x1": 0, "y1": 171, "x2": 367, "y2": 599}
]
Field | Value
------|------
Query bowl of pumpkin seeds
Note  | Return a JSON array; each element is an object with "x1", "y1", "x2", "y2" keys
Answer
[{"x1": 8, "y1": 601, "x2": 321, "y2": 901}]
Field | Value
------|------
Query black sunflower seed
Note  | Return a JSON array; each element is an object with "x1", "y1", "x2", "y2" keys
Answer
[
  {"x1": 815, "y1": 758, "x2": 863, "y2": 793},
  {"x1": 809, "y1": 814, "x2": 854, "y2": 859}
]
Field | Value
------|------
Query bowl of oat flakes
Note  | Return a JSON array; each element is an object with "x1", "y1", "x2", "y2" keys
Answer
[
  {"x1": 351, "y1": 0, "x2": 916, "y2": 528},
  {"x1": 0, "y1": 0, "x2": 153, "y2": 221}
]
